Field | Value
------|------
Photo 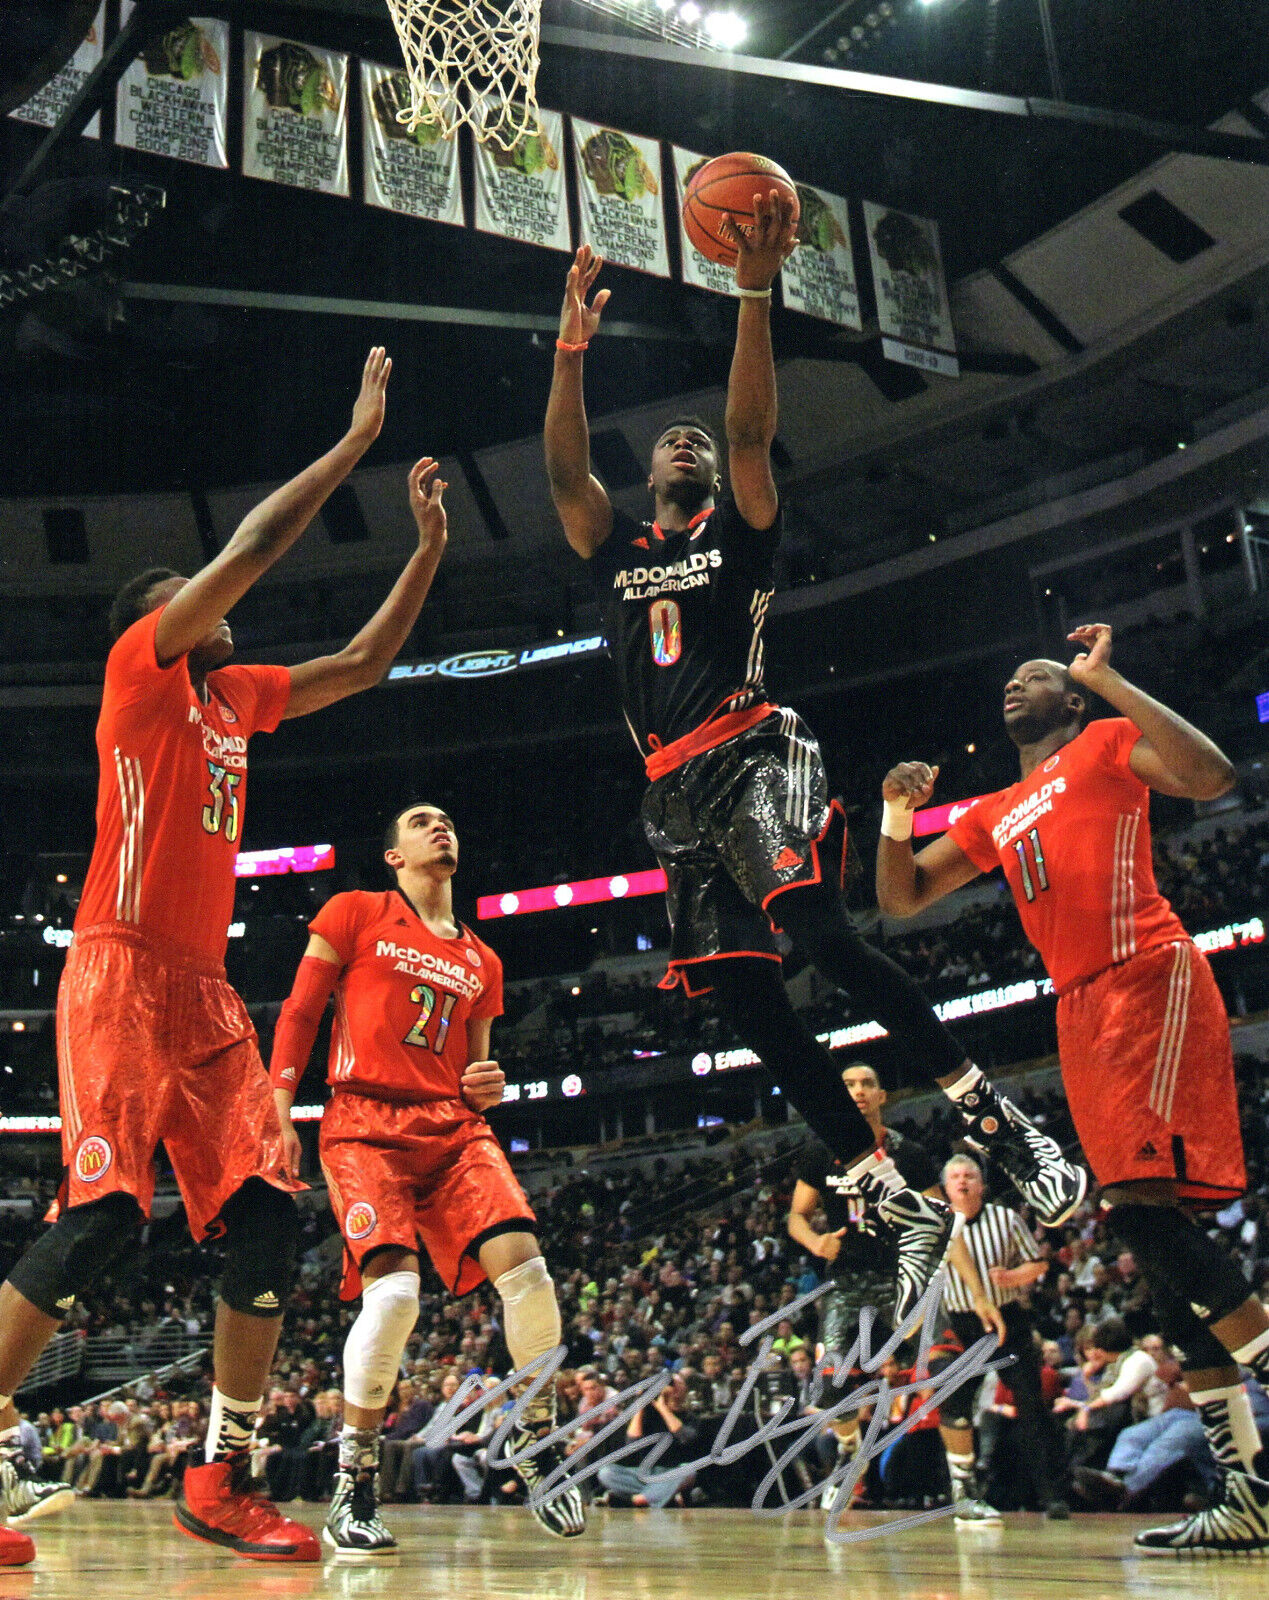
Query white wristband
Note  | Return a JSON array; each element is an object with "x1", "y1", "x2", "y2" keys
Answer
[
  {"x1": 737, "y1": 286, "x2": 773, "y2": 299},
  {"x1": 880, "y1": 800, "x2": 915, "y2": 842}
]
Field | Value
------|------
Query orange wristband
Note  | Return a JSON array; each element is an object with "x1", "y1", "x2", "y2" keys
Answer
[{"x1": 556, "y1": 338, "x2": 589, "y2": 352}]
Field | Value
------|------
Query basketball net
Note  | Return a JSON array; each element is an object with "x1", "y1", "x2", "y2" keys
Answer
[{"x1": 384, "y1": 0, "x2": 542, "y2": 149}]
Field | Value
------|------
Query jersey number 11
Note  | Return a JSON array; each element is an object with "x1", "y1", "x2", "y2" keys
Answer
[{"x1": 1014, "y1": 827, "x2": 1049, "y2": 902}]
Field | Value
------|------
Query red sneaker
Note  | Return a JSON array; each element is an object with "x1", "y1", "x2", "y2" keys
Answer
[
  {"x1": 0, "y1": 1525, "x2": 35, "y2": 1566},
  {"x1": 175, "y1": 1456, "x2": 320, "y2": 1562}
]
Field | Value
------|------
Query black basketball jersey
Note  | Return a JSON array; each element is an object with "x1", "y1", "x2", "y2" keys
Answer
[
  {"x1": 587, "y1": 497, "x2": 781, "y2": 759},
  {"x1": 798, "y1": 1130, "x2": 939, "y2": 1280}
]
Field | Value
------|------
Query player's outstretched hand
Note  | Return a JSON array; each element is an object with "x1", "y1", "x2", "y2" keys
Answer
[
  {"x1": 882, "y1": 761, "x2": 939, "y2": 811},
  {"x1": 408, "y1": 457, "x2": 448, "y2": 552},
  {"x1": 1067, "y1": 622, "x2": 1113, "y2": 684},
  {"x1": 461, "y1": 1059, "x2": 506, "y2": 1113},
  {"x1": 349, "y1": 346, "x2": 392, "y2": 448},
  {"x1": 559, "y1": 246, "x2": 610, "y2": 346},
  {"x1": 726, "y1": 188, "x2": 799, "y2": 292}
]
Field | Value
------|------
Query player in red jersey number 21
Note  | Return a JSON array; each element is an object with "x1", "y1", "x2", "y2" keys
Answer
[{"x1": 270, "y1": 804, "x2": 585, "y2": 1555}]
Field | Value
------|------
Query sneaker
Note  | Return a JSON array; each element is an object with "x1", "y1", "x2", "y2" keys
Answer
[
  {"x1": 1134, "y1": 1469, "x2": 1269, "y2": 1555},
  {"x1": 957, "y1": 1084, "x2": 1087, "y2": 1227},
  {"x1": 0, "y1": 1526, "x2": 33, "y2": 1567},
  {"x1": 0, "y1": 1455, "x2": 75, "y2": 1526},
  {"x1": 175, "y1": 1454, "x2": 321, "y2": 1562},
  {"x1": 507, "y1": 1414, "x2": 586, "y2": 1539},
  {"x1": 323, "y1": 1470, "x2": 397, "y2": 1560},
  {"x1": 866, "y1": 1183, "x2": 955, "y2": 1326},
  {"x1": 953, "y1": 1498, "x2": 1003, "y2": 1524},
  {"x1": 1074, "y1": 1466, "x2": 1128, "y2": 1510}
]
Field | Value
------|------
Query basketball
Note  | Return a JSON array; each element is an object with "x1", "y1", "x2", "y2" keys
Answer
[{"x1": 681, "y1": 152, "x2": 800, "y2": 268}]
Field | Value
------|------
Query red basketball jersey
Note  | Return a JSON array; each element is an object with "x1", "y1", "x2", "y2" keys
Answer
[
  {"x1": 76, "y1": 608, "x2": 291, "y2": 963},
  {"x1": 947, "y1": 717, "x2": 1188, "y2": 995},
  {"x1": 309, "y1": 890, "x2": 503, "y2": 1101}
]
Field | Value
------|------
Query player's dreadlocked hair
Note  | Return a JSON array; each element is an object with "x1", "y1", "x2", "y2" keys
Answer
[{"x1": 108, "y1": 567, "x2": 182, "y2": 641}]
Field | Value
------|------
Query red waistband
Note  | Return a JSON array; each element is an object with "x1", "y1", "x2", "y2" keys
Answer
[
  {"x1": 69, "y1": 922, "x2": 227, "y2": 980},
  {"x1": 644, "y1": 702, "x2": 778, "y2": 781}
]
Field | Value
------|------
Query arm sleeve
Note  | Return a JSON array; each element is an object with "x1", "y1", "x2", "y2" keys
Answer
[
  {"x1": 469, "y1": 945, "x2": 504, "y2": 1022},
  {"x1": 214, "y1": 663, "x2": 292, "y2": 736},
  {"x1": 1093, "y1": 716, "x2": 1144, "y2": 773},
  {"x1": 897, "y1": 1137, "x2": 939, "y2": 1192},
  {"x1": 103, "y1": 608, "x2": 187, "y2": 717},
  {"x1": 268, "y1": 955, "x2": 339, "y2": 1090},
  {"x1": 308, "y1": 893, "x2": 365, "y2": 967},
  {"x1": 947, "y1": 798, "x2": 1003, "y2": 876},
  {"x1": 1097, "y1": 1349, "x2": 1156, "y2": 1403}
]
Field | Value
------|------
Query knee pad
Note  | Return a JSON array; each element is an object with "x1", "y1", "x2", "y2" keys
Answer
[
  {"x1": 493, "y1": 1256, "x2": 561, "y2": 1372},
  {"x1": 343, "y1": 1270, "x2": 421, "y2": 1410},
  {"x1": 1142, "y1": 1277, "x2": 1233, "y2": 1372},
  {"x1": 7, "y1": 1192, "x2": 143, "y2": 1319},
  {"x1": 218, "y1": 1179, "x2": 299, "y2": 1317},
  {"x1": 1106, "y1": 1202, "x2": 1250, "y2": 1329}
]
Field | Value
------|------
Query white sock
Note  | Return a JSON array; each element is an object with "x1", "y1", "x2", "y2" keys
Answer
[
  {"x1": 1190, "y1": 1383, "x2": 1261, "y2": 1475},
  {"x1": 205, "y1": 1387, "x2": 261, "y2": 1464},
  {"x1": 945, "y1": 1449, "x2": 975, "y2": 1500},
  {"x1": 942, "y1": 1065, "x2": 986, "y2": 1102}
]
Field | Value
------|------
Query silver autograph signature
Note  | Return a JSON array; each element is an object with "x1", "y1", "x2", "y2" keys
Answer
[{"x1": 423, "y1": 1271, "x2": 1010, "y2": 1543}]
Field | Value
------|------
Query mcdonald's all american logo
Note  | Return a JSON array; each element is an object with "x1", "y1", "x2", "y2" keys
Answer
[
  {"x1": 649, "y1": 598, "x2": 682, "y2": 667},
  {"x1": 345, "y1": 1201, "x2": 378, "y2": 1240},
  {"x1": 75, "y1": 1136, "x2": 113, "y2": 1183}
]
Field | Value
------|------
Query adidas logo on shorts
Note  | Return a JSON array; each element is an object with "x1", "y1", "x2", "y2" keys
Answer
[
  {"x1": 772, "y1": 847, "x2": 802, "y2": 872},
  {"x1": 252, "y1": 1291, "x2": 280, "y2": 1311},
  {"x1": 1136, "y1": 1141, "x2": 1158, "y2": 1160}
]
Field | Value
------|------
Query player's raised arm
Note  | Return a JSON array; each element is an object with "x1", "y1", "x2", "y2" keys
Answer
[
  {"x1": 153, "y1": 348, "x2": 392, "y2": 667},
  {"x1": 1066, "y1": 624, "x2": 1237, "y2": 801},
  {"x1": 874, "y1": 762, "x2": 983, "y2": 917},
  {"x1": 269, "y1": 932, "x2": 342, "y2": 1178},
  {"x1": 722, "y1": 190, "x2": 797, "y2": 533},
  {"x1": 544, "y1": 246, "x2": 613, "y2": 558},
  {"x1": 282, "y1": 458, "x2": 448, "y2": 719}
]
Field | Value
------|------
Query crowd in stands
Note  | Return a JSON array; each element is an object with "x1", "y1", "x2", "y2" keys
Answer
[{"x1": 3, "y1": 1039, "x2": 1266, "y2": 1519}]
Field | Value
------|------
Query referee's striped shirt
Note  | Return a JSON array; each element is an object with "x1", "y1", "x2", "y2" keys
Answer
[{"x1": 942, "y1": 1202, "x2": 1041, "y2": 1312}]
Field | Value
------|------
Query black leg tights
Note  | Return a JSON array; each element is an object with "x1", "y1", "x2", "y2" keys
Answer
[
  {"x1": 774, "y1": 880, "x2": 969, "y2": 1083},
  {"x1": 708, "y1": 956, "x2": 876, "y2": 1164}
]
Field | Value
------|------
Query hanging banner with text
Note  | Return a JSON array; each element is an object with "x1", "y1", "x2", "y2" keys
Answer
[
  {"x1": 572, "y1": 119, "x2": 670, "y2": 279},
  {"x1": 670, "y1": 147, "x2": 740, "y2": 297},
  {"x1": 116, "y1": 8, "x2": 228, "y2": 168},
  {"x1": 9, "y1": 3, "x2": 105, "y2": 138},
  {"x1": 360, "y1": 61, "x2": 463, "y2": 226},
  {"x1": 781, "y1": 183, "x2": 861, "y2": 330},
  {"x1": 473, "y1": 107, "x2": 570, "y2": 251},
  {"x1": 243, "y1": 32, "x2": 349, "y2": 197},
  {"x1": 862, "y1": 201, "x2": 958, "y2": 377}
]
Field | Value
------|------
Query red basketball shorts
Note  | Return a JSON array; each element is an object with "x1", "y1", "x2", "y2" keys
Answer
[
  {"x1": 319, "y1": 1090, "x2": 536, "y2": 1299},
  {"x1": 55, "y1": 925, "x2": 302, "y2": 1240},
  {"x1": 1057, "y1": 939, "x2": 1245, "y2": 1202}
]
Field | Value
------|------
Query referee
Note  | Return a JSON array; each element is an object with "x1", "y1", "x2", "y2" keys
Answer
[{"x1": 937, "y1": 1154, "x2": 1069, "y2": 1522}]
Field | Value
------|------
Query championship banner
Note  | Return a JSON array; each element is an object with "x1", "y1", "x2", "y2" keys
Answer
[
  {"x1": 670, "y1": 148, "x2": 739, "y2": 298},
  {"x1": 781, "y1": 183, "x2": 861, "y2": 331},
  {"x1": 242, "y1": 32, "x2": 349, "y2": 197},
  {"x1": 361, "y1": 61, "x2": 463, "y2": 226},
  {"x1": 571, "y1": 119, "x2": 670, "y2": 279},
  {"x1": 862, "y1": 201, "x2": 959, "y2": 377},
  {"x1": 472, "y1": 108, "x2": 570, "y2": 252},
  {"x1": 115, "y1": 8, "x2": 228, "y2": 168},
  {"x1": 9, "y1": 3, "x2": 104, "y2": 138}
]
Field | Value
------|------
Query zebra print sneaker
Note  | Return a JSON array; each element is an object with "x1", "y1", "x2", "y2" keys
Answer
[
  {"x1": 867, "y1": 1183, "x2": 955, "y2": 1327},
  {"x1": 507, "y1": 1415, "x2": 586, "y2": 1539},
  {"x1": 322, "y1": 1470, "x2": 398, "y2": 1560},
  {"x1": 957, "y1": 1083, "x2": 1087, "y2": 1227},
  {"x1": 0, "y1": 1454, "x2": 75, "y2": 1525},
  {"x1": 1134, "y1": 1470, "x2": 1269, "y2": 1555}
]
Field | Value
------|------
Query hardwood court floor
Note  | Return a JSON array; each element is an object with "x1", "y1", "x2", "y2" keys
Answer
[{"x1": 7, "y1": 1502, "x2": 1267, "y2": 1600}]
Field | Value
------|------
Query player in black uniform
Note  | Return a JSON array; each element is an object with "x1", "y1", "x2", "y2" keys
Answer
[{"x1": 542, "y1": 197, "x2": 1084, "y2": 1322}]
